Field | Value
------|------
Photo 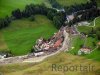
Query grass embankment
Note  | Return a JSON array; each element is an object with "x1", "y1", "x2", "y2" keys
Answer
[
  {"x1": 0, "y1": 0, "x2": 51, "y2": 18},
  {"x1": 69, "y1": 17, "x2": 100, "y2": 61},
  {"x1": 0, "y1": 15, "x2": 57, "y2": 55},
  {"x1": 56, "y1": 0, "x2": 87, "y2": 6},
  {"x1": 0, "y1": 32, "x2": 8, "y2": 51},
  {"x1": 96, "y1": 0, "x2": 100, "y2": 7},
  {"x1": 0, "y1": 52, "x2": 100, "y2": 75}
]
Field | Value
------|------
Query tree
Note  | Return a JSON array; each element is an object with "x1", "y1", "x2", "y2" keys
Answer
[
  {"x1": 97, "y1": 46, "x2": 100, "y2": 51},
  {"x1": 39, "y1": 4, "x2": 48, "y2": 15},
  {"x1": 29, "y1": 15, "x2": 35, "y2": 21},
  {"x1": 53, "y1": 15, "x2": 63, "y2": 29},
  {"x1": 22, "y1": 4, "x2": 48, "y2": 18},
  {"x1": 48, "y1": 0, "x2": 62, "y2": 9},
  {"x1": 5, "y1": 16, "x2": 11, "y2": 23},
  {"x1": 92, "y1": 42, "x2": 96, "y2": 47},
  {"x1": 96, "y1": 31, "x2": 100, "y2": 40},
  {"x1": 22, "y1": 5, "x2": 33, "y2": 17},
  {"x1": 0, "y1": 19, "x2": 3, "y2": 29},
  {"x1": 12, "y1": 9, "x2": 22, "y2": 19},
  {"x1": 0, "y1": 16, "x2": 11, "y2": 29},
  {"x1": 52, "y1": 11, "x2": 66, "y2": 29},
  {"x1": 47, "y1": 9, "x2": 57, "y2": 20}
]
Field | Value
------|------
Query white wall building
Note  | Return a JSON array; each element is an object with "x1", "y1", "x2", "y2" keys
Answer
[
  {"x1": 34, "y1": 51, "x2": 44, "y2": 57},
  {"x1": 78, "y1": 48, "x2": 91, "y2": 55}
]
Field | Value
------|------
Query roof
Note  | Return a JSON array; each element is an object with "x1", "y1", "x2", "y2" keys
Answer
[
  {"x1": 97, "y1": 42, "x2": 100, "y2": 45},
  {"x1": 66, "y1": 14, "x2": 74, "y2": 21},
  {"x1": 54, "y1": 38, "x2": 63, "y2": 48},
  {"x1": 80, "y1": 47, "x2": 91, "y2": 51}
]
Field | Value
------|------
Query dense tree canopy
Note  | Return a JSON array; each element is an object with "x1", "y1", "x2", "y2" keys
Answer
[
  {"x1": 0, "y1": 0, "x2": 99, "y2": 29},
  {"x1": 0, "y1": 16, "x2": 11, "y2": 29},
  {"x1": 12, "y1": 9, "x2": 22, "y2": 19}
]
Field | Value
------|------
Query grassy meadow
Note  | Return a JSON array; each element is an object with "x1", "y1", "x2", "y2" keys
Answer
[
  {"x1": 0, "y1": 52, "x2": 100, "y2": 75},
  {"x1": 0, "y1": 15, "x2": 57, "y2": 55},
  {"x1": 0, "y1": 32, "x2": 8, "y2": 51},
  {"x1": 0, "y1": 0, "x2": 51, "y2": 18}
]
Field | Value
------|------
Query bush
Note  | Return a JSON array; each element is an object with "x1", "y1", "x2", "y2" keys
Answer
[
  {"x1": 12, "y1": 9, "x2": 22, "y2": 19},
  {"x1": 96, "y1": 31, "x2": 100, "y2": 40},
  {"x1": 31, "y1": 48, "x2": 35, "y2": 53},
  {"x1": 29, "y1": 15, "x2": 35, "y2": 21}
]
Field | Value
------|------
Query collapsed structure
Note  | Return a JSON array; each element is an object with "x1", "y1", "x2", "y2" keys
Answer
[
  {"x1": 33, "y1": 26, "x2": 79, "y2": 56},
  {"x1": 33, "y1": 27, "x2": 65, "y2": 56}
]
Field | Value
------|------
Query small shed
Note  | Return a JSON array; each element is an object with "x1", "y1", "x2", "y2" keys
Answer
[
  {"x1": 78, "y1": 47, "x2": 91, "y2": 55},
  {"x1": 34, "y1": 51, "x2": 44, "y2": 57}
]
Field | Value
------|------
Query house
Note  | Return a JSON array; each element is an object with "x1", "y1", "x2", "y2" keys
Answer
[
  {"x1": 53, "y1": 38, "x2": 63, "y2": 48},
  {"x1": 78, "y1": 14, "x2": 82, "y2": 18},
  {"x1": 0, "y1": 52, "x2": 8, "y2": 59},
  {"x1": 57, "y1": 8, "x2": 65, "y2": 12},
  {"x1": 36, "y1": 37, "x2": 43, "y2": 45},
  {"x1": 66, "y1": 26, "x2": 78, "y2": 34},
  {"x1": 66, "y1": 14, "x2": 74, "y2": 23},
  {"x1": 78, "y1": 47, "x2": 91, "y2": 55},
  {"x1": 43, "y1": 43, "x2": 50, "y2": 50},
  {"x1": 78, "y1": 21, "x2": 90, "y2": 26}
]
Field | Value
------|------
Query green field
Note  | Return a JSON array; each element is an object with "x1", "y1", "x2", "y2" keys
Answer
[
  {"x1": 0, "y1": 52, "x2": 100, "y2": 75},
  {"x1": 0, "y1": 15, "x2": 57, "y2": 55},
  {"x1": 0, "y1": 32, "x2": 8, "y2": 51},
  {"x1": 69, "y1": 35, "x2": 100, "y2": 61},
  {"x1": 56, "y1": 0, "x2": 88, "y2": 6},
  {"x1": 69, "y1": 17, "x2": 100, "y2": 61},
  {"x1": 0, "y1": 0, "x2": 51, "y2": 18}
]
